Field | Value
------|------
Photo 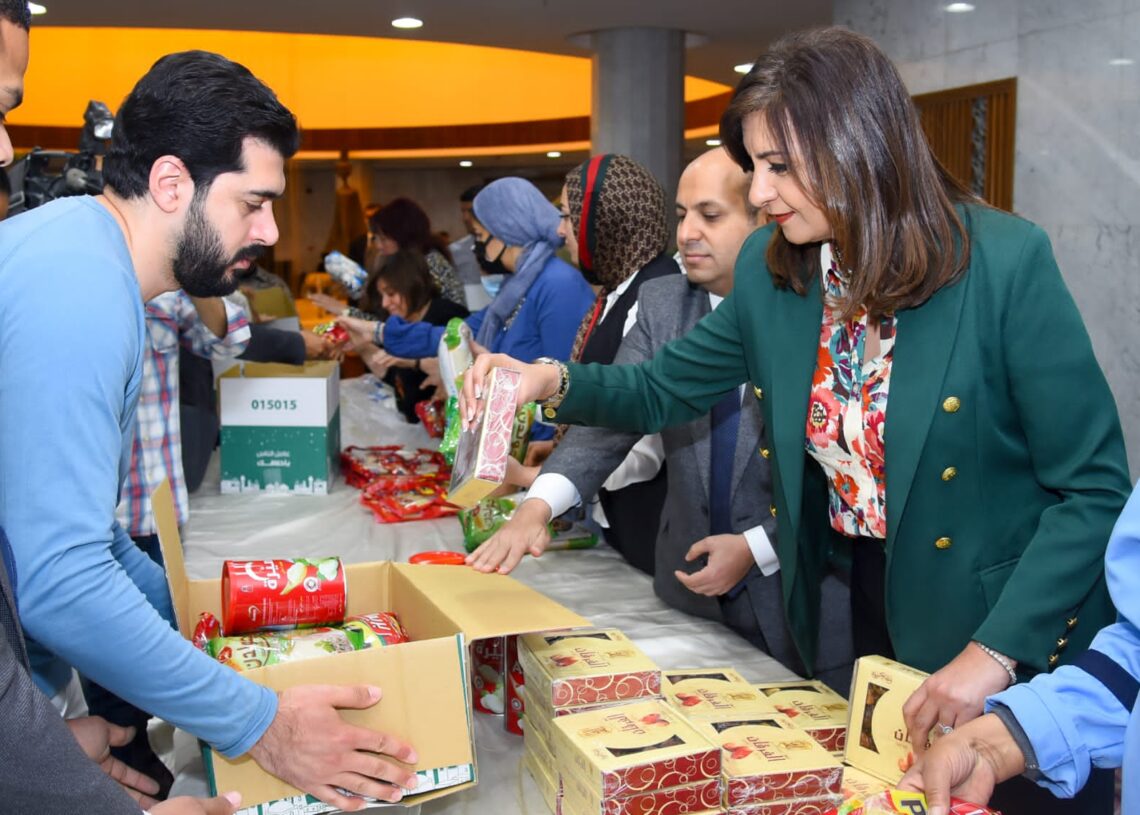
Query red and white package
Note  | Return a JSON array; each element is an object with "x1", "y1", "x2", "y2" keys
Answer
[
  {"x1": 341, "y1": 445, "x2": 449, "y2": 489},
  {"x1": 360, "y1": 476, "x2": 459, "y2": 524}
]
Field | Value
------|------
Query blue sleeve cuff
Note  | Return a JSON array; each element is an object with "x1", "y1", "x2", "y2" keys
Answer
[{"x1": 987, "y1": 680, "x2": 1089, "y2": 798}]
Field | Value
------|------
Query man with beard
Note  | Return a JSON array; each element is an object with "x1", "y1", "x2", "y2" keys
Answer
[{"x1": 0, "y1": 51, "x2": 419, "y2": 812}]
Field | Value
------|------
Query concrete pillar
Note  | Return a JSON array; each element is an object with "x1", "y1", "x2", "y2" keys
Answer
[{"x1": 590, "y1": 27, "x2": 685, "y2": 205}]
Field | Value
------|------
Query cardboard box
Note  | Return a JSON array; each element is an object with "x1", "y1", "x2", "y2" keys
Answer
[
  {"x1": 154, "y1": 481, "x2": 588, "y2": 810},
  {"x1": 523, "y1": 742, "x2": 563, "y2": 814},
  {"x1": 691, "y1": 713, "x2": 843, "y2": 807},
  {"x1": 662, "y1": 667, "x2": 777, "y2": 720},
  {"x1": 560, "y1": 766, "x2": 722, "y2": 815},
  {"x1": 448, "y1": 367, "x2": 521, "y2": 507},
  {"x1": 752, "y1": 680, "x2": 849, "y2": 754},
  {"x1": 550, "y1": 699, "x2": 720, "y2": 800},
  {"x1": 219, "y1": 361, "x2": 341, "y2": 495},
  {"x1": 726, "y1": 793, "x2": 843, "y2": 815},
  {"x1": 248, "y1": 286, "x2": 301, "y2": 332},
  {"x1": 844, "y1": 656, "x2": 931, "y2": 784},
  {"x1": 519, "y1": 628, "x2": 661, "y2": 710},
  {"x1": 841, "y1": 765, "x2": 891, "y2": 800}
]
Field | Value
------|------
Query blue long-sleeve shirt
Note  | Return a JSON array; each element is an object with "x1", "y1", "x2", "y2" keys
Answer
[
  {"x1": 383, "y1": 255, "x2": 594, "y2": 440},
  {"x1": 988, "y1": 480, "x2": 1140, "y2": 813},
  {"x1": 0, "y1": 197, "x2": 276, "y2": 758}
]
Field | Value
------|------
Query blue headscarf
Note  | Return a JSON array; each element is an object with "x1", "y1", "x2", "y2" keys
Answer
[{"x1": 472, "y1": 178, "x2": 563, "y2": 347}]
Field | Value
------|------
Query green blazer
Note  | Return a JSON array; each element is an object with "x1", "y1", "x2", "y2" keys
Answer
[{"x1": 558, "y1": 204, "x2": 1130, "y2": 677}]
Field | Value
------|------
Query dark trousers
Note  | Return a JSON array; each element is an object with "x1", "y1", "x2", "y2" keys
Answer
[
  {"x1": 849, "y1": 539, "x2": 1113, "y2": 815},
  {"x1": 80, "y1": 533, "x2": 173, "y2": 798}
]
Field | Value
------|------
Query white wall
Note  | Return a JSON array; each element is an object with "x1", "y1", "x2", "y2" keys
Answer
[{"x1": 835, "y1": 0, "x2": 1140, "y2": 477}]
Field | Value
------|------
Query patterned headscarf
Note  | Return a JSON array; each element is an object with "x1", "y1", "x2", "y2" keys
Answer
[
  {"x1": 472, "y1": 178, "x2": 563, "y2": 348},
  {"x1": 563, "y1": 154, "x2": 669, "y2": 293}
]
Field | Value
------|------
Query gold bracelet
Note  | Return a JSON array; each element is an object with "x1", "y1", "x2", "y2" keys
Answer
[{"x1": 533, "y1": 356, "x2": 569, "y2": 419}]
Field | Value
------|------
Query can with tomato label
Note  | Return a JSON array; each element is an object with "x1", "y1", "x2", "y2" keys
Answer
[{"x1": 222, "y1": 557, "x2": 347, "y2": 634}]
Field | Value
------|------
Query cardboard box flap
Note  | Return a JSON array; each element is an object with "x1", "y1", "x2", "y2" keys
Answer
[
  {"x1": 210, "y1": 636, "x2": 474, "y2": 806},
  {"x1": 154, "y1": 479, "x2": 193, "y2": 638},
  {"x1": 219, "y1": 360, "x2": 338, "y2": 380},
  {"x1": 394, "y1": 562, "x2": 589, "y2": 641},
  {"x1": 248, "y1": 286, "x2": 298, "y2": 320}
]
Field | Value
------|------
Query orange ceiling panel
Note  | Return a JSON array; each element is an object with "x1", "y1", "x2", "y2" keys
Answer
[{"x1": 14, "y1": 27, "x2": 731, "y2": 130}]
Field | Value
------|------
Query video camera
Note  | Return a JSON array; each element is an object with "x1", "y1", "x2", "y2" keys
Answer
[{"x1": 7, "y1": 100, "x2": 114, "y2": 216}]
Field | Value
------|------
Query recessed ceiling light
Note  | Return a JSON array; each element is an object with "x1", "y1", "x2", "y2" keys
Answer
[
  {"x1": 28, "y1": 2, "x2": 47, "y2": 14},
  {"x1": 1109, "y1": 58, "x2": 1135, "y2": 66},
  {"x1": 459, "y1": 160, "x2": 473, "y2": 168},
  {"x1": 734, "y1": 63, "x2": 753, "y2": 74},
  {"x1": 546, "y1": 151, "x2": 562, "y2": 158},
  {"x1": 945, "y1": 2, "x2": 975, "y2": 12},
  {"x1": 705, "y1": 139, "x2": 722, "y2": 147},
  {"x1": 391, "y1": 17, "x2": 423, "y2": 29}
]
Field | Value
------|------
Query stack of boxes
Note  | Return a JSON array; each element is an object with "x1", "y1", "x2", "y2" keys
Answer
[
  {"x1": 517, "y1": 628, "x2": 665, "y2": 814},
  {"x1": 752, "y1": 680, "x2": 851, "y2": 757}
]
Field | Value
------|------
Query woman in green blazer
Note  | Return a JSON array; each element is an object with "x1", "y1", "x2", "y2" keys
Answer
[{"x1": 462, "y1": 27, "x2": 1129, "y2": 814}]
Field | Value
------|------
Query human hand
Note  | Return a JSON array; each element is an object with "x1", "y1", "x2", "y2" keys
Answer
[
  {"x1": 66, "y1": 716, "x2": 161, "y2": 807},
  {"x1": 674, "y1": 534, "x2": 754, "y2": 597},
  {"x1": 899, "y1": 713, "x2": 1026, "y2": 815},
  {"x1": 247, "y1": 684, "x2": 419, "y2": 812},
  {"x1": 308, "y1": 293, "x2": 347, "y2": 316},
  {"x1": 460, "y1": 354, "x2": 559, "y2": 429},
  {"x1": 522, "y1": 440, "x2": 554, "y2": 468},
  {"x1": 903, "y1": 642, "x2": 1015, "y2": 756},
  {"x1": 152, "y1": 791, "x2": 244, "y2": 815},
  {"x1": 301, "y1": 330, "x2": 345, "y2": 361},
  {"x1": 469, "y1": 337, "x2": 490, "y2": 357},
  {"x1": 336, "y1": 315, "x2": 379, "y2": 351},
  {"x1": 466, "y1": 498, "x2": 553, "y2": 574},
  {"x1": 504, "y1": 457, "x2": 541, "y2": 490},
  {"x1": 363, "y1": 347, "x2": 397, "y2": 379},
  {"x1": 419, "y1": 356, "x2": 443, "y2": 399}
]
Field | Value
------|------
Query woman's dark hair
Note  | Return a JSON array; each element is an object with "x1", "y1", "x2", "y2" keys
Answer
[
  {"x1": 103, "y1": 51, "x2": 299, "y2": 199},
  {"x1": 721, "y1": 27, "x2": 974, "y2": 320},
  {"x1": 369, "y1": 198, "x2": 453, "y2": 264},
  {"x1": 369, "y1": 249, "x2": 438, "y2": 317}
]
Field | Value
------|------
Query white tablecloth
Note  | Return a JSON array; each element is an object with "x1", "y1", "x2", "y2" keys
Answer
[{"x1": 168, "y1": 376, "x2": 797, "y2": 813}]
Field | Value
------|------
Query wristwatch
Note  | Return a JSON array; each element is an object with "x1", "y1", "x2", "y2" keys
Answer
[{"x1": 532, "y1": 356, "x2": 569, "y2": 420}]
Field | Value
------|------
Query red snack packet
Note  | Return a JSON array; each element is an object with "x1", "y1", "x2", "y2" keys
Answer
[
  {"x1": 360, "y1": 476, "x2": 460, "y2": 523},
  {"x1": 222, "y1": 557, "x2": 347, "y2": 635},
  {"x1": 341, "y1": 445, "x2": 450, "y2": 489},
  {"x1": 415, "y1": 399, "x2": 446, "y2": 438},
  {"x1": 312, "y1": 319, "x2": 351, "y2": 346},
  {"x1": 193, "y1": 612, "x2": 222, "y2": 650},
  {"x1": 343, "y1": 611, "x2": 409, "y2": 647},
  {"x1": 828, "y1": 790, "x2": 1001, "y2": 814}
]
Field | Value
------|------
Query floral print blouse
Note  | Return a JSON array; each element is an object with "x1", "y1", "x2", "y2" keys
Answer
[{"x1": 804, "y1": 242, "x2": 897, "y2": 539}]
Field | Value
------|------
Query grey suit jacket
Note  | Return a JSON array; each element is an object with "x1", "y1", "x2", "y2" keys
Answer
[
  {"x1": 545, "y1": 277, "x2": 789, "y2": 631},
  {"x1": 0, "y1": 527, "x2": 141, "y2": 814}
]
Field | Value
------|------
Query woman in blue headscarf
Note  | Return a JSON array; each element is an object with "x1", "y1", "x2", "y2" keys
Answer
[{"x1": 338, "y1": 177, "x2": 594, "y2": 439}]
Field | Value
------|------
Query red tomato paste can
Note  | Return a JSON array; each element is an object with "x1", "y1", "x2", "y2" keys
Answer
[{"x1": 222, "y1": 557, "x2": 347, "y2": 634}]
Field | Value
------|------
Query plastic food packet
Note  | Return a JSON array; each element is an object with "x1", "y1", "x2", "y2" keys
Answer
[
  {"x1": 360, "y1": 475, "x2": 460, "y2": 523},
  {"x1": 829, "y1": 790, "x2": 1001, "y2": 815},
  {"x1": 458, "y1": 496, "x2": 598, "y2": 553},
  {"x1": 510, "y1": 402, "x2": 535, "y2": 463},
  {"x1": 312, "y1": 319, "x2": 351, "y2": 346},
  {"x1": 415, "y1": 399, "x2": 446, "y2": 438},
  {"x1": 323, "y1": 250, "x2": 368, "y2": 297},
  {"x1": 342, "y1": 611, "x2": 409, "y2": 647},
  {"x1": 341, "y1": 445, "x2": 450, "y2": 489},
  {"x1": 192, "y1": 612, "x2": 222, "y2": 651},
  {"x1": 439, "y1": 394, "x2": 462, "y2": 467},
  {"x1": 438, "y1": 317, "x2": 473, "y2": 398},
  {"x1": 222, "y1": 557, "x2": 347, "y2": 634}
]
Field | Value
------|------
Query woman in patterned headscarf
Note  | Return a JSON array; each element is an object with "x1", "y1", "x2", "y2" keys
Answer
[{"x1": 521, "y1": 154, "x2": 681, "y2": 574}]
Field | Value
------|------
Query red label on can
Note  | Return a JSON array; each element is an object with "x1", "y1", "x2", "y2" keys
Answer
[{"x1": 222, "y1": 558, "x2": 347, "y2": 634}]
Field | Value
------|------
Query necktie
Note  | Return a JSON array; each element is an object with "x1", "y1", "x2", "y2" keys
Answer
[{"x1": 709, "y1": 388, "x2": 741, "y2": 536}]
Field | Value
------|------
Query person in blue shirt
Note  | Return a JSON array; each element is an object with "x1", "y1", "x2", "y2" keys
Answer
[
  {"x1": 338, "y1": 177, "x2": 594, "y2": 440},
  {"x1": 0, "y1": 50, "x2": 416, "y2": 811},
  {"x1": 901, "y1": 480, "x2": 1140, "y2": 815}
]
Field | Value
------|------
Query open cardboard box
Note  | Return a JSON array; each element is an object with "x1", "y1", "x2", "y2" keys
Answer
[{"x1": 154, "y1": 481, "x2": 589, "y2": 808}]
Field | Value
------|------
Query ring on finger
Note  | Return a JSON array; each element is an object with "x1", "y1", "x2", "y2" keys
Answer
[{"x1": 937, "y1": 722, "x2": 954, "y2": 735}]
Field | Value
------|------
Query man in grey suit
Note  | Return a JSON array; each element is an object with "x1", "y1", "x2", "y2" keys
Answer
[{"x1": 469, "y1": 148, "x2": 852, "y2": 689}]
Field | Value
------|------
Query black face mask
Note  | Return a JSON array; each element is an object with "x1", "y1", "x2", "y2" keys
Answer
[{"x1": 474, "y1": 237, "x2": 511, "y2": 277}]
